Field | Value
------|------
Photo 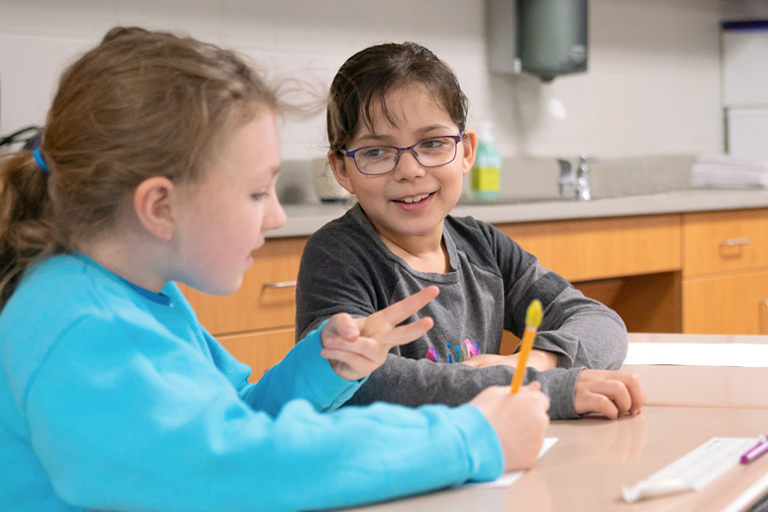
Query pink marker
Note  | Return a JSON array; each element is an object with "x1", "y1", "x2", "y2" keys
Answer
[
  {"x1": 741, "y1": 436, "x2": 768, "y2": 464},
  {"x1": 426, "y1": 346, "x2": 439, "y2": 362},
  {"x1": 464, "y1": 338, "x2": 478, "y2": 357}
]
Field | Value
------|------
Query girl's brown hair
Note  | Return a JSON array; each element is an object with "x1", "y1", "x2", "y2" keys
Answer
[
  {"x1": 326, "y1": 41, "x2": 469, "y2": 153},
  {"x1": 0, "y1": 26, "x2": 280, "y2": 308}
]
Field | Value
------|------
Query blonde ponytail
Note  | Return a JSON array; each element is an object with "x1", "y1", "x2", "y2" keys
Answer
[{"x1": 0, "y1": 150, "x2": 59, "y2": 307}]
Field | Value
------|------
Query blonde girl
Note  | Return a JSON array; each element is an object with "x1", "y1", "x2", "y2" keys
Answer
[{"x1": 0, "y1": 28, "x2": 550, "y2": 512}]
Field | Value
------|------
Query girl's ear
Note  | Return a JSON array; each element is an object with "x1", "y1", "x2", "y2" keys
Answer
[
  {"x1": 460, "y1": 129, "x2": 478, "y2": 177},
  {"x1": 327, "y1": 149, "x2": 356, "y2": 194},
  {"x1": 133, "y1": 177, "x2": 177, "y2": 241}
]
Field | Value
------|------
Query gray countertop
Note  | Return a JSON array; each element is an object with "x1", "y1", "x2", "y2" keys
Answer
[{"x1": 267, "y1": 188, "x2": 768, "y2": 238}]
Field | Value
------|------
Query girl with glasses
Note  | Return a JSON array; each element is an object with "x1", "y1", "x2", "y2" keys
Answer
[{"x1": 296, "y1": 42, "x2": 646, "y2": 420}]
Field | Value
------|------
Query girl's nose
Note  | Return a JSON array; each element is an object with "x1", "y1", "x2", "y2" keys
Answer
[
  {"x1": 265, "y1": 195, "x2": 287, "y2": 232},
  {"x1": 392, "y1": 150, "x2": 426, "y2": 181}
]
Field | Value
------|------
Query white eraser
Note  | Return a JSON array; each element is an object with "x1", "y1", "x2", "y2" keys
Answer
[{"x1": 622, "y1": 478, "x2": 692, "y2": 503}]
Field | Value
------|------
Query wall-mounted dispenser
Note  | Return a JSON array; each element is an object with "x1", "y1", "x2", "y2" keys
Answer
[{"x1": 486, "y1": 0, "x2": 588, "y2": 82}]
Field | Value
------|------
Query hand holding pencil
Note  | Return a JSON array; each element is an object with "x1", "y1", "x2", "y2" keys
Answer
[{"x1": 507, "y1": 298, "x2": 646, "y2": 417}]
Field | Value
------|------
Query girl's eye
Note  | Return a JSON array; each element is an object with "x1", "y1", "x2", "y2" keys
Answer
[
  {"x1": 251, "y1": 192, "x2": 268, "y2": 201},
  {"x1": 419, "y1": 138, "x2": 446, "y2": 150},
  {"x1": 360, "y1": 147, "x2": 392, "y2": 161}
]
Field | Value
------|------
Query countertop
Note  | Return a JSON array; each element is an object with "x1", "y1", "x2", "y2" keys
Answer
[{"x1": 268, "y1": 188, "x2": 768, "y2": 238}]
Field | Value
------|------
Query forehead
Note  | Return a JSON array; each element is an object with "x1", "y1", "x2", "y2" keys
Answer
[
  {"x1": 358, "y1": 83, "x2": 454, "y2": 136},
  {"x1": 199, "y1": 112, "x2": 280, "y2": 186}
]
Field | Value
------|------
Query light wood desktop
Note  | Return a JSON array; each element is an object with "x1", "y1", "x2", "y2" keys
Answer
[
  {"x1": 625, "y1": 332, "x2": 768, "y2": 409},
  {"x1": 344, "y1": 333, "x2": 768, "y2": 512}
]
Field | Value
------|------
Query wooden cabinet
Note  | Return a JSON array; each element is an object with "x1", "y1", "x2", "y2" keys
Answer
[
  {"x1": 496, "y1": 214, "x2": 681, "y2": 282},
  {"x1": 682, "y1": 209, "x2": 768, "y2": 334},
  {"x1": 178, "y1": 237, "x2": 306, "y2": 380}
]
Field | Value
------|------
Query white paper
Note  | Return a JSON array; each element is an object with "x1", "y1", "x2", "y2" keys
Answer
[
  {"x1": 624, "y1": 343, "x2": 768, "y2": 367},
  {"x1": 462, "y1": 437, "x2": 558, "y2": 489}
]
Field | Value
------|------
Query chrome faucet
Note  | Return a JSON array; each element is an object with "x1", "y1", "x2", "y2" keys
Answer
[{"x1": 557, "y1": 155, "x2": 591, "y2": 201}]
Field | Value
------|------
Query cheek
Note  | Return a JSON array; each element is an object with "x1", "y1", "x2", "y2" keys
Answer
[
  {"x1": 354, "y1": 177, "x2": 387, "y2": 199},
  {"x1": 438, "y1": 165, "x2": 466, "y2": 187}
]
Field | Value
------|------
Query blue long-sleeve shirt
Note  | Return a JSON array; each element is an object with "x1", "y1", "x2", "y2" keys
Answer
[{"x1": 0, "y1": 253, "x2": 503, "y2": 512}]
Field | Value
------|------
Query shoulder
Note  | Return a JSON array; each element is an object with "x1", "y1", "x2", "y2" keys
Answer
[
  {"x1": 306, "y1": 204, "x2": 368, "y2": 244},
  {"x1": 0, "y1": 255, "x2": 150, "y2": 402},
  {"x1": 1, "y1": 253, "x2": 191, "y2": 360},
  {"x1": 302, "y1": 205, "x2": 389, "y2": 267},
  {"x1": 4, "y1": 254, "x2": 112, "y2": 321},
  {"x1": 445, "y1": 214, "x2": 515, "y2": 259},
  {"x1": 445, "y1": 214, "x2": 502, "y2": 241}
]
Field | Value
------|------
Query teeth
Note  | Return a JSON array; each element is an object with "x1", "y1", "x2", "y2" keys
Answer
[{"x1": 402, "y1": 193, "x2": 429, "y2": 204}]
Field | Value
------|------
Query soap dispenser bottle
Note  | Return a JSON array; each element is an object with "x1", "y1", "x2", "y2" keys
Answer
[{"x1": 472, "y1": 122, "x2": 501, "y2": 200}]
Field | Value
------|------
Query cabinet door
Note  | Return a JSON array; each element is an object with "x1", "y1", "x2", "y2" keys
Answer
[
  {"x1": 683, "y1": 271, "x2": 768, "y2": 334},
  {"x1": 683, "y1": 209, "x2": 768, "y2": 277},
  {"x1": 217, "y1": 328, "x2": 296, "y2": 381},
  {"x1": 498, "y1": 214, "x2": 681, "y2": 282},
  {"x1": 179, "y1": 237, "x2": 306, "y2": 335}
]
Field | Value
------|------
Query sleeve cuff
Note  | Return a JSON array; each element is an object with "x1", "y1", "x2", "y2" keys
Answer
[
  {"x1": 292, "y1": 321, "x2": 368, "y2": 411},
  {"x1": 450, "y1": 404, "x2": 505, "y2": 482},
  {"x1": 530, "y1": 367, "x2": 583, "y2": 420}
]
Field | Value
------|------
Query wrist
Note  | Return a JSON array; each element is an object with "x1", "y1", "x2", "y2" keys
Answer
[{"x1": 529, "y1": 349, "x2": 558, "y2": 371}]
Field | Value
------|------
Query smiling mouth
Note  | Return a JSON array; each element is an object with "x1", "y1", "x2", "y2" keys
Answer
[{"x1": 395, "y1": 193, "x2": 432, "y2": 204}]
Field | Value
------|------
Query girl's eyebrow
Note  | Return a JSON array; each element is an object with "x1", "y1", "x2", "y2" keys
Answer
[{"x1": 355, "y1": 124, "x2": 457, "y2": 144}]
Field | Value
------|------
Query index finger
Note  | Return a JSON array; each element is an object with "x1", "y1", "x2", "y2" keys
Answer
[{"x1": 376, "y1": 286, "x2": 440, "y2": 327}]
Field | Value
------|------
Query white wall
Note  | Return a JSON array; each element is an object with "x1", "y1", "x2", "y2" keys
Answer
[{"x1": 0, "y1": 0, "x2": 727, "y2": 161}]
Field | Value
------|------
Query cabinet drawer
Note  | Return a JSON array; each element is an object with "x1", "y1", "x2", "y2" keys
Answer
[
  {"x1": 683, "y1": 209, "x2": 768, "y2": 276},
  {"x1": 218, "y1": 328, "x2": 296, "y2": 381},
  {"x1": 683, "y1": 270, "x2": 768, "y2": 334},
  {"x1": 497, "y1": 215, "x2": 682, "y2": 282},
  {"x1": 180, "y1": 237, "x2": 306, "y2": 335}
]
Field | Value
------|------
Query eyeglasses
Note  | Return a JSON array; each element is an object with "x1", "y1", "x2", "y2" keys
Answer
[{"x1": 340, "y1": 133, "x2": 463, "y2": 176}]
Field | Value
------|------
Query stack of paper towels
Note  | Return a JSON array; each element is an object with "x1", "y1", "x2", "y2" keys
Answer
[{"x1": 690, "y1": 154, "x2": 768, "y2": 189}]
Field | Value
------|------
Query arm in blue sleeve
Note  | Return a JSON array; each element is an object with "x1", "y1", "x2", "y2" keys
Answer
[
  {"x1": 217, "y1": 322, "x2": 365, "y2": 415},
  {"x1": 24, "y1": 318, "x2": 503, "y2": 512}
]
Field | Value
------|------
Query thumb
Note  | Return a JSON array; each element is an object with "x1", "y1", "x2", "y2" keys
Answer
[
  {"x1": 521, "y1": 381, "x2": 542, "y2": 393},
  {"x1": 322, "y1": 313, "x2": 360, "y2": 342}
]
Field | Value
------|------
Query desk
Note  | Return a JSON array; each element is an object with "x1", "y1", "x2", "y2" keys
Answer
[
  {"x1": 349, "y1": 407, "x2": 768, "y2": 512},
  {"x1": 625, "y1": 332, "x2": 768, "y2": 409},
  {"x1": 345, "y1": 333, "x2": 768, "y2": 512}
]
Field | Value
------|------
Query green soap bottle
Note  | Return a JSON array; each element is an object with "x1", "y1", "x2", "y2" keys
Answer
[{"x1": 471, "y1": 122, "x2": 501, "y2": 200}]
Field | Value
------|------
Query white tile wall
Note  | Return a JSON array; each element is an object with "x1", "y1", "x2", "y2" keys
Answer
[{"x1": 0, "y1": 0, "x2": 727, "y2": 163}]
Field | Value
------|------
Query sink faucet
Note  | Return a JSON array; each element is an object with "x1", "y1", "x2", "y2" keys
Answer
[{"x1": 557, "y1": 155, "x2": 591, "y2": 201}]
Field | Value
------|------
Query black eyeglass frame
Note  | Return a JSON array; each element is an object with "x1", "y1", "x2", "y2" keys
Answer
[{"x1": 340, "y1": 133, "x2": 464, "y2": 176}]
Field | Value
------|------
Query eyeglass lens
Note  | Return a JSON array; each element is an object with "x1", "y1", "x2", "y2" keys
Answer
[{"x1": 354, "y1": 137, "x2": 459, "y2": 175}]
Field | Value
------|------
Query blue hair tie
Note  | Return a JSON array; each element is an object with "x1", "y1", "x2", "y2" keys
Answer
[{"x1": 33, "y1": 147, "x2": 49, "y2": 173}]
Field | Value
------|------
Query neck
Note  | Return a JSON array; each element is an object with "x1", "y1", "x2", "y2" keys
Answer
[
  {"x1": 74, "y1": 230, "x2": 168, "y2": 294},
  {"x1": 373, "y1": 222, "x2": 450, "y2": 274}
]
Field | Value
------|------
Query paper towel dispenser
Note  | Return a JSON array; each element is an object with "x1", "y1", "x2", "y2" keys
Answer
[{"x1": 486, "y1": 0, "x2": 588, "y2": 82}]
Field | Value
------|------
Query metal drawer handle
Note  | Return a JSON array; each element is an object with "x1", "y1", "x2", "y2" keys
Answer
[
  {"x1": 262, "y1": 281, "x2": 297, "y2": 290},
  {"x1": 718, "y1": 237, "x2": 751, "y2": 246}
]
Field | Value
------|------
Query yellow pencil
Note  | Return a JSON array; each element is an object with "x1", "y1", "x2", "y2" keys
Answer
[{"x1": 510, "y1": 299, "x2": 543, "y2": 394}]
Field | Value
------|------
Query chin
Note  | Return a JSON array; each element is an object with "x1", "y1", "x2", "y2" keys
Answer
[{"x1": 199, "y1": 277, "x2": 244, "y2": 297}]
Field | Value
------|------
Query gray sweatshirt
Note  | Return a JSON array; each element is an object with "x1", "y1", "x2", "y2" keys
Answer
[{"x1": 295, "y1": 204, "x2": 628, "y2": 419}]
